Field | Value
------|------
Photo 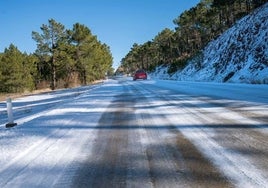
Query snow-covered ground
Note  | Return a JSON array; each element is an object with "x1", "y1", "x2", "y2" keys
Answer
[
  {"x1": 130, "y1": 79, "x2": 268, "y2": 187},
  {"x1": 0, "y1": 81, "x2": 118, "y2": 187},
  {"x1": 0, "y1": 78, "x2": 267, "y2": 187},
  {"x1": 151, "y1": 3, "x2": 268, "y2": 84}
]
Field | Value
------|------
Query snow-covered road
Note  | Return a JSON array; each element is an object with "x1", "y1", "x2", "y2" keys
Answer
[{"x1": 0, "y1": 78, "x2": 267, "y2": 187}]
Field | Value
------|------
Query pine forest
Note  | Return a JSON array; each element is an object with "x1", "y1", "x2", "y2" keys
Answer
[
  {"x1": 119, "y1": 0, "x2": 267, "y2": 75},
  {"x1": 0, "y1": 19, "x2": 114, "y2": 93}
]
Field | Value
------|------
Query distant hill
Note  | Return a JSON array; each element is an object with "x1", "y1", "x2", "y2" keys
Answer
[{"x1": 151, "y1": 3, "x2": 268, "y2": 84}]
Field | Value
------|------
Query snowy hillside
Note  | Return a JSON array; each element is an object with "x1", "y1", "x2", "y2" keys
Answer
[{"x1": 151, "y1": 3, "x2": 268, "y2": 84}]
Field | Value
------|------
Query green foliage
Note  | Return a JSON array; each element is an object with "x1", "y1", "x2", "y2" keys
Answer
[
  {"x1": 32, "y1": 19, "x2": 68, "y2": 90},
  {"x1": 167, "y1": 59, "x2": 188, "y2": 75},
  {"x1": 31, "y1": 19, "x2": 113, "y2": 89},
  {"x1": 70, "y1": 25, "x2": 113, "y2": 84},
  {"x1": 21, "y1": 53, "x2": 38, "y2": 91},
  {"x1": 119, "y1": 0, "x2": 267, "y2": 74},
  {"x1": 0, "y1": 19, "x2": 113, "y2": 93},
  {"x1": 0, "y1": 44, "x2": 35, "y2": 93},
  {"x1": 107, "y1": 67, "x2": 115, "y2": 77}
]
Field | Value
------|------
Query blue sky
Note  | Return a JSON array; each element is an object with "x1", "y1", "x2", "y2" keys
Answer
[{"x1": 0, "y1": 0, "x2": 200, "y2": 69}]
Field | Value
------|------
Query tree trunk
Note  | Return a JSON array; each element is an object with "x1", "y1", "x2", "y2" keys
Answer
[{"x1": 51, "y1": 56, "x2": 56, "y2": 90}]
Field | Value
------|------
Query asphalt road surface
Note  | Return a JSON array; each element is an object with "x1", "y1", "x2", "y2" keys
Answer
[
  {"x1": 71, "y1": 78, "x2": 268, "y2": 188},
  {"x1": 0, "y1": 78, "x2": 267, "y2": 188}
]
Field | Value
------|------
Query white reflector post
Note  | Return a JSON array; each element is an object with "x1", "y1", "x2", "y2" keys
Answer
[{"x1": 6, "y1": 98, "x2": 17, "y2": 128}]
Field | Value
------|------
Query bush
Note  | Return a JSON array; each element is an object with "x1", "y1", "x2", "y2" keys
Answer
[{"x1": 167, "y1": 59, "x2": 188, "y2": 75}]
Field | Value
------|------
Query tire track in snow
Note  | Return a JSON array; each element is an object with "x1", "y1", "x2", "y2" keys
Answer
[
  {"x1": 0, "y1": 81, "x2": 113, "y2": 187},
  {"x1": 73, "y1": 81, "x2": 231, "y2": 187},
  {"x1": 131, "y1": 80, "x2": 268, "y2": 188},
  {"x1": 0, "y1": 118, "x2": 79, "y2": 187},
  {"x1": 132, "y1": 83, "x2": 232, "y2": 188}
]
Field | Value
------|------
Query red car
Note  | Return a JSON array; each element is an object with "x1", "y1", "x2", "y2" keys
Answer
[{"x1": 133, "y1": 69, "x2": 147, "y2": 81}]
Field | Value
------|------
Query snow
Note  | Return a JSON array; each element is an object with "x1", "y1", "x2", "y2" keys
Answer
[
  {"x1": 131, "y1": 79, "x2": 268, "y2": 187},
  {"x1": 0, "y1": 80, "x2": 118, "y2": 187},
  {"x1": 0, "y1": 4, "x2": 267, "y2": 187},
  {"x1": 151, "y1": 3, "x2": 268, "y2": 84},
  {"x1": 0, "y1": 78, "x2": 267, "y2": 187}
]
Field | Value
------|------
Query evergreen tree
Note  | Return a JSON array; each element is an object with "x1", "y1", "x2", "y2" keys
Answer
[
  {"x1": 70, "y1": 23, "x2": 113, "y2": 84},
  {"x1": 32, "y1": 19, "x2": 67, "y2": 90},
  {"x1": 21, "y1": 53, "x2": 38, "y2": 91},
  {"x1": 120, "y1": 0, "x2": 268, "y2": 74},
  {"x1": 1, "y1": 19, "x2": 113, "y2": 93},
  {"x1": 0, "y1": 44, "x2": 34, "y2": 92},
  {"x1": 70, "y1": 23, "x2": 96, "y2": 84}
]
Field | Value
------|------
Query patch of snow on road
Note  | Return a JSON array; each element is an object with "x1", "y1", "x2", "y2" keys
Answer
[{"x1": 0, "y1": 79, "x2": 121, "y2": 187}]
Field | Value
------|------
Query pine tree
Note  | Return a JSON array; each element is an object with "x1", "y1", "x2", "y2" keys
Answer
[
  {"x1": 0, "y1": 44, "x2": 33, "y2": 92},
  {"x1": 70, "y1": 23, "x2": 113, "y2": 84},
  {"x1": 32, "y1": 19, "x2": 67, "y2": 90}
]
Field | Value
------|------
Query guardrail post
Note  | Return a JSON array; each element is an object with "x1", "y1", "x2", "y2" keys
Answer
[{"x1": 6, "y1": 98, "x2": 17, "y2": 128}]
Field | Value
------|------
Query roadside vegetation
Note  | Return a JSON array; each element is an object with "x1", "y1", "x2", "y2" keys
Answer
[
  {"x1": 0, "y1": 19, "x2": 114, "y2": 94},
  {"x1": 118, "y1": 0, "x2": 267, "y2": 75}
]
